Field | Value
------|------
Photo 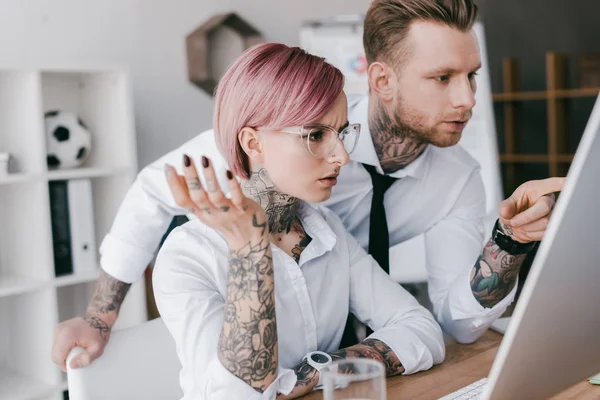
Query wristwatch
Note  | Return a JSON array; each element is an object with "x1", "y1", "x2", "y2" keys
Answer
[
  {"x1": 491, "y1": 219, "x2": 537, "y2": 254},
  {"x1": 303, "y1": 351, "x2": 332, "y2": 388}
]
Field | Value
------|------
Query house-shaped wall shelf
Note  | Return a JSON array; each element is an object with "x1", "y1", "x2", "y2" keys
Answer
[{"x1": 186, "y1": 13, "x2": 263, "y2": 95}]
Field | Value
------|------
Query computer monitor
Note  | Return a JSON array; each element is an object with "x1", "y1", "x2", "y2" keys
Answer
[{"x1": 480, "y1": 93, "x2": 600, "y2": 399}]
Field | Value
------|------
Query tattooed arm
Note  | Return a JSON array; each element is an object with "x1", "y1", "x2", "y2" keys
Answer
[
  {"x1": 51, "y1": 270, "x2": 131, "y2": 371},
  {"x1": 471, "y1": 178, "x2": 563, "y2": 308},
  {"x1": 85, "y1": 270, "x2": 131, "y2": 331},
  {"x1": 217, "y1": 229, "x2": 279, "y2": 393},
  {"x1": 469, "y1": 233, "x2": 528, "y2": 309}
]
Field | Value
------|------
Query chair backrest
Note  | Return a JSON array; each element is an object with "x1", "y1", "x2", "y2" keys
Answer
[{"x1": 67, "y1": 318, "x2": 182, "y2": 400}]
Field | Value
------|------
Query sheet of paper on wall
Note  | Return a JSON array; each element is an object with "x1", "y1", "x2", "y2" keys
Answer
[{"x1": 299, "y1": 15, "x2": 368, "y2": 95}]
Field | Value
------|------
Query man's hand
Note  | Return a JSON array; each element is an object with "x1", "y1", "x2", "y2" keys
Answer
[
  {"x1": 51, "y1": 270, "x2": 130, "y2": 371},
  {"x1": 51, "y1": 313, "x2": 113, "y2": 372},
  {"x1": 498, "y1": 177, "x2": 566, "y2": 243}
]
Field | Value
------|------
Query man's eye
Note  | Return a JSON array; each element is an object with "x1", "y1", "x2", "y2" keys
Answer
[
  {"x1": 435, "y1": 75, "x2": 450, "y2": 83},
  {"x1": 468, "y1": 72, "x2": 479, "y2": 80}
]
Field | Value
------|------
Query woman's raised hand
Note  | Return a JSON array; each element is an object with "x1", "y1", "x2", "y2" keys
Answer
[{"x1": 164, "y1": 155, "x2": 268, "y2": 246}]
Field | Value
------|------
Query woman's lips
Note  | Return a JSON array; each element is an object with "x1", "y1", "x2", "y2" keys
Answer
[{"x1": 318, "y1": 176, "x2": 338, "y2": 187}]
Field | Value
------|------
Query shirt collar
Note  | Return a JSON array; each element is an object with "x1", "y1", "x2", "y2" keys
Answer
[
  {"x1": 348, "y1": 95, "x2": 431, "y2": 180},
  {"x1": 297, "y1": 202, "x2": 337, "y2": 255}
]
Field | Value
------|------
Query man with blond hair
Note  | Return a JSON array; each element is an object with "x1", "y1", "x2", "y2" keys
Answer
[{"x1": 53, "y1": 0, "x2": 564, "y2": 374}]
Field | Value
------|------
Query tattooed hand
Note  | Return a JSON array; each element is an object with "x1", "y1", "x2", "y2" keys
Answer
[
  {"x1": 498, "y1": 177, "x2": 566, "y2": 243},
  {"x1": 51, "y1": 270, "x2": 130, "y2": 372},
  {"x1": 165, "y1": 155, "x2": 268, "y2": 246}
]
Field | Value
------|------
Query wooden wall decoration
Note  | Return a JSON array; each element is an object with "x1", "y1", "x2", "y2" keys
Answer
[{"x1": 186, "y1": 13, "x2": 263, "y2": 96}]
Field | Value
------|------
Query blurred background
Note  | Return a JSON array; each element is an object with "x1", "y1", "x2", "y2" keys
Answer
[
  {"x1": 0, "y1": 1, "x2": 599, "y2": 399},
  {"x1": 0, "y1": 0, "x2": 597, "y2": 169}
]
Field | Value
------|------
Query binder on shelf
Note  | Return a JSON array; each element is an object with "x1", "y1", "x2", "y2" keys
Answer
[{"x1": 49, "y1": 179, "x2": 97, "y2": 277}]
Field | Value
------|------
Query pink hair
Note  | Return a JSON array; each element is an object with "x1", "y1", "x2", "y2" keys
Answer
[{"x1": 213, "y1": 42, "x2": 345, "y2": 179}]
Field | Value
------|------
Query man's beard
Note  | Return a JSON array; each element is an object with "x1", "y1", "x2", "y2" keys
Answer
[{"x1": 393, "y1": 97, "x2": 472, "y2": 148}]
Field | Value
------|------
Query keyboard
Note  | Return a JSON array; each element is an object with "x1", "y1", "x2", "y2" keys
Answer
[{"x1": 438, "y1": 378, "x2": 488, "y2": 400}]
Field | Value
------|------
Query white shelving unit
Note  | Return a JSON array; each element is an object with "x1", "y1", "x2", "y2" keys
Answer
[{"x1": 0, "y1": 68, "x2": 147, "y2": 400}]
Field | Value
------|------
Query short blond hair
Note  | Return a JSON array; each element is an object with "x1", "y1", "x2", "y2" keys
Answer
[{"x1": 363, "y1": 0, "x2": 478, "y2": 67}]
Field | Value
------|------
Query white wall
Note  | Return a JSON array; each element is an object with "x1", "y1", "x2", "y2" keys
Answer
[{"x1": 0, "y1": 0, "x2": 370, "y2": 168}]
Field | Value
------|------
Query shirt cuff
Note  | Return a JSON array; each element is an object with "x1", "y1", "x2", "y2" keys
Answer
[
  {"x1": 448, "y1": 269, "x2": 518, "y2": 324},
  {"x1": 99, "y1": 233, "x2": 156, "y2": 284},
  {"x1": 205, "y1": 357, "x2": 297, "y2": 400},
  {"x1": 368, "y1": 326, "x2": 435, "y2": 375}
]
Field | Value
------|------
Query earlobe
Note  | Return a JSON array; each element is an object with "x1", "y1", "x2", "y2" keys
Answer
[{"x1": 368, "y1": 62, "x2": 395, "y2": 103}]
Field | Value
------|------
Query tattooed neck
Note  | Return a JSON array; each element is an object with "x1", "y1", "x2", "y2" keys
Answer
[
  {"x1": 368, "y1": 97, "x2": 428, "y2": 174},
  {"x1": 242, "y1": 168, "x2": 299, "y2": 234}
]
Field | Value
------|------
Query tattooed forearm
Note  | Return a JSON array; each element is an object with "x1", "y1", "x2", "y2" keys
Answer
[
  {"x1": 242, "y1": 168, "x2": 298, "y2": 234},
  {"x1": 470, "y1": 238, "x2": 527, "y2": 308},
  {"x1": 369, "y1": 99, "x2": 427, "y2": 174},
  {"x1": 330, "y1": 338, "x2": 404, "y2": 377},
  {"x1": 218, "y1": 226, "x2": 278, "y2": 393},
  {"x1": 85, "y1": 270, "x2": 131, "y2": 325}
]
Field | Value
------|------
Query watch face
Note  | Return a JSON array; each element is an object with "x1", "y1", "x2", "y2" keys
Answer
[{"x1": 310, "y1": 353, "x2": 330, "y2": 364}]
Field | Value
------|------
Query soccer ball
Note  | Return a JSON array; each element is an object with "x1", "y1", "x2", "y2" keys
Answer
[{"x1": 45, "y1": 110, "x2": 92, "y2": 169}]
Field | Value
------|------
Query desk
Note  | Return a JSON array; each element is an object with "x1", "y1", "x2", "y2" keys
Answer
[{"x1": 302, "y1": 330, "x2": 600, "y2": 399}]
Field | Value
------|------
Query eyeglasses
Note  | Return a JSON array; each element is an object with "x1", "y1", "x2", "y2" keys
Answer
[{"x1": 267, "y1": 123, "x2": 361, "y2": 159}]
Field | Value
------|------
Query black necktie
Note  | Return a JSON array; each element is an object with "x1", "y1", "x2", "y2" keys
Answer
[
  {"x1": 340, "y1": 164, "x2": 398, "y2": 347},
  {"x1": 362, "y1": 163, "x2": 397, "y2": 275}
]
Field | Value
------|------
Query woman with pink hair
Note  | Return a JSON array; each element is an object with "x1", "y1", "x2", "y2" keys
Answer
[{"x1": 155, "y1": 43, "x2": 444, "y2": 399}]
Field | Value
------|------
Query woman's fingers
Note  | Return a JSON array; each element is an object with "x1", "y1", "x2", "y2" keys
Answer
[
  {"x1": 182, "y1": 154, "x2": 215, "y2": 215},
  {"x1": 164, "y1": 164, "x2": 202, "y2": 214},
  {"x1": 226, "y1": 170, "x2": 247, "y2": 210},
  {"x1": 199, "y1": 156, "x2": 229, "y2": 210}
]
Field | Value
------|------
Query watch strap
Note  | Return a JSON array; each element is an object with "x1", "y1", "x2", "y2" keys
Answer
[{"x1": 492, "y1": 219, "x2": 537, "y2": 254}]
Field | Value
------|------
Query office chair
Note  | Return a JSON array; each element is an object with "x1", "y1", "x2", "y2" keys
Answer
[{"x1": 66, "y1": 318, "x2": 182, "y2": 400}]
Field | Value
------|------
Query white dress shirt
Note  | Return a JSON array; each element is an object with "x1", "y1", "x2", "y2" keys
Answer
[
  {"x1": 153, "y1": 203, "x2": 445, "y2": 400},
  {"x1": 100, "y1": 94, "x2": 516, "y2": 343}
]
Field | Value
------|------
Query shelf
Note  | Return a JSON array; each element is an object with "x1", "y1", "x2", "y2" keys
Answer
[
  {"x1": 0, "y1": 368, "x2": 57, "y2": 400},
  {"x1": 493, "y1": 87, "x2": 600, "y2": 102},
  {"x1": 54, "y1": 269, "x2": 99, "y2": 288},
  {"x1": 0, "y1": 275, "x2": 46, "y2": 298},
  {"x1": 0, "y1": 173, "x2": 38, "y2": 185},
  {"x1": 499, "y1": 154, "x2": 574, "y2": 163},
  {"x1": 46, "y1": 166, "x2": 130, "y2": 181}
]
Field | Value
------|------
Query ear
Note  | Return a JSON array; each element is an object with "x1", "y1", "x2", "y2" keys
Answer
[
  {"x1": 368, "y1": 61, "x2": 396, "y2": 103},
  {"x1": 238, "y1": 127, "x2": 264, "y2": 165}
]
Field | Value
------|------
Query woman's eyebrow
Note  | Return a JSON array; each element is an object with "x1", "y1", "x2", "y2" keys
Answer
[{"x1": 338, "y1": 121, "x2": 350, "y2": 132}]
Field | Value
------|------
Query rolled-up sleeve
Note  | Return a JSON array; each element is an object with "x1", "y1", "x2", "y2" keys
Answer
[
  {"x1": 153, "y1": 227, "x2": 296, "y2": 400},
  {"x1": 425, "y1": 169, "x2": 517, "y2": 344},
  {"x1": 345, "y1": 230, "x2": 446, "y2": 374},
  {"x1": 100, "y1": 130, "x2": 228, "y2": 284}
]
